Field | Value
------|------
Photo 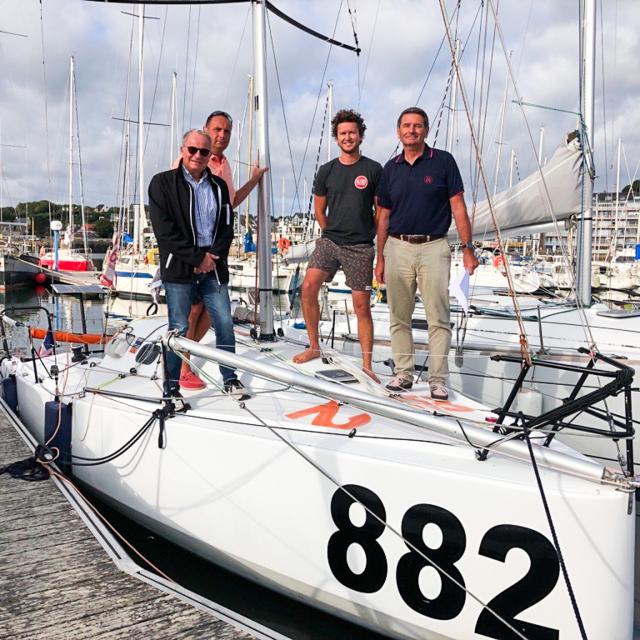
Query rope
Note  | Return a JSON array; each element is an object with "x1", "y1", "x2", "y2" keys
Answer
[
  {"x1": 0, "y1": 446, "x2": 50, "y2": 482},
  {"x1": 437, "y1": 0, "x2": 532, "y2": 365},
  {"x1": 44, "y1": 463, "x2": 174, "y2": 582},
  {"x1": 486, "y1": 0, "x2": 597, "y2": 350},
  {"x1": 522, "y1": 419, "x2": 589, "y2": 640},
  {"x1": 236, "y1": 400, "x2": 528, "y2": 640},
  {"x1": 305, "y1": 91, "x2": 331, "y2": 218}
]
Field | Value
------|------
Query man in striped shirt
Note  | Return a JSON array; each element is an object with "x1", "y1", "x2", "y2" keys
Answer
[
  {"x1": 149, "y1": 129, "x2": 248, "y2": 399},
  {"x1": 172, "y1": 111, "x2": 268, "y2": 389}
]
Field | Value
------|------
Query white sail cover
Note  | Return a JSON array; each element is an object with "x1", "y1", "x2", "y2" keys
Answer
[
  {"x1": 471, "y1": 133, "x2": 583, "y2": 239},
  {"x1": 284, "y1": 239, "x2": 317, "y2": 264}
]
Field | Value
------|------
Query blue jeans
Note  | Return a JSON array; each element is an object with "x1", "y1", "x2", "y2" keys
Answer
[{"x1": 164, "y1": 275, "x2": 236, "y2": 393}]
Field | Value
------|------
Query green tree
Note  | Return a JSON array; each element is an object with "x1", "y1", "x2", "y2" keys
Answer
[
  {"x1": 0, "y1": 207, "x2": 16, "y2": 221},
  {"x1": 622, "y1": 180, "x2": 640, "y2": 198},
  {"x1": 94, "y1": 217, "x2": 114, "y2": 238}
]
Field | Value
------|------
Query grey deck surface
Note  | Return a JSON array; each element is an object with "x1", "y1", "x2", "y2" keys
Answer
[{"x1": 0, "y1": 409, "x2": 254, "y2": 640}]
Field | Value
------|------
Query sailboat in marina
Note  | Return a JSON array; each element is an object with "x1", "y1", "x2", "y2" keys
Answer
[
  {"x1": 37, "y1": 56, "x2": 95, "y2": 275},
  {"x1": 1, "y1": 2, "x2": 637, "y2": 639},
  {"x1": 286, "y1": 1, "x2": 640, "y2": 476}
]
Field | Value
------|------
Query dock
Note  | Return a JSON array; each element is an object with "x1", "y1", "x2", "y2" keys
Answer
[{"x1": 0, "y1": 403, "x2": 285, "y2": 640}]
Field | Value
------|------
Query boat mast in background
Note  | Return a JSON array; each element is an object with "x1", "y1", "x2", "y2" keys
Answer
[
  {"x1": 576, "y1": 0, "x2": 595, "y2": 305},
  {"x1": 67, "y1": 56, "x2": 74, "y2": 248},
  {"x1": 253, "y1": 0, "x2": 274, "y2": 340},
  {"x1": 134, "y1": 2, "x2": 145, "y2": 255}
]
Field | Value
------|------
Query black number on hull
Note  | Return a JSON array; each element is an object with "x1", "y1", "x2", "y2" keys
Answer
[
  {"x1": 396, "y1": 504, "x2": 467, "y2": 619},
  {"x1": 327, "y1": 484, "x2": 388, "y2": 593},
  {"x1": 475, "y1": 525, "x2": 560, "y2": 640}
]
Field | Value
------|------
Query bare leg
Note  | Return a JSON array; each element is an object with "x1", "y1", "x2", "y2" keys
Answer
[
  {"x1": 352, "y1": 290, "x2": 379, "y2": 382},
  {"x1": 293, "y1": 268, "x2": 329, "y2": 364},
  {"x1": 180, "y1": 302, "x2": 210, "y2": 377}
]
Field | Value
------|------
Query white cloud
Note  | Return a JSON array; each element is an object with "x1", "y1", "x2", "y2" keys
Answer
[{"x1": 0, "y1": 0, "x2": 637, "y2": 215}]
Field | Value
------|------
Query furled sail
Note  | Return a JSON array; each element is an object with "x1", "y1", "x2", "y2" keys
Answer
[{"x1": 471, "y1": 132, "x2": 583, "y2": 240}]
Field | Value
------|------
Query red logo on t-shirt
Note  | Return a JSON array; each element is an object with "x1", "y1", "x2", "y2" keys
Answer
[
  {"x1": 424, "y1": 175, "x2": 433, "y2": 184},
  {"x1": 354, "y1": 175, "x2": 368, "y2": 189}
]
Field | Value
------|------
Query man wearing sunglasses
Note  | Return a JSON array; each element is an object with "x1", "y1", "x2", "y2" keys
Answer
[
  {"x1": 149, "y1": 128, "x2": 248, "y2": 399},
  {"x1": 172, "y1": 110, "x2": 267, "y2": 390}
]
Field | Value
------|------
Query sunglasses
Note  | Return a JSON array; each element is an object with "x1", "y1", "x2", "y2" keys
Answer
[{"x1": 185, "y1": 146, "x2": 211, "y2": 157}]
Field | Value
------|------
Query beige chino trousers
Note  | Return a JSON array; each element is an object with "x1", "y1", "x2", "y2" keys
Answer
[{"x1": 383, "y1": 236, "x2": 451, "y2": 383}]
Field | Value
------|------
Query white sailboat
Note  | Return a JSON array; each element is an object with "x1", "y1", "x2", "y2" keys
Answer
[
  {"x1": 38, "y1": 56, "x2": 94, "y2": 274},
  {"x1": 1, "y1": 2, "x2": 637, "y2": 639}
]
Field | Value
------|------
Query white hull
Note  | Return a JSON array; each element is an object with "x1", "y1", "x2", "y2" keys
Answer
[
  {"x1": 286, "y1": 298, "x2": 640, "y2": 471},
  {"x1": 1, "y1": 316, "x2": 635, "y2": 639}
]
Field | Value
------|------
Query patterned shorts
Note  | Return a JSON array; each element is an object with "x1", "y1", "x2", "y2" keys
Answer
[{"x1": 308, "y1": 237, "x2": 374, "y2": 291}]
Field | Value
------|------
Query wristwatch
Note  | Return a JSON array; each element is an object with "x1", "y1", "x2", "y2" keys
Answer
[{"x1": 461, "y1": 242, "x2": 475, "y2": 250}]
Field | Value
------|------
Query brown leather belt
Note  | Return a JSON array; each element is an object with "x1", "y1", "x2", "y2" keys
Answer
[{"x1": 389, "y1": 233, "x2": 445, "y2": 244}]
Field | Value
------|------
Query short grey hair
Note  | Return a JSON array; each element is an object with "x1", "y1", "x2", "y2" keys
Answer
[{"x1": 181, "y1": 128, "x2": 212, "y2": 146}]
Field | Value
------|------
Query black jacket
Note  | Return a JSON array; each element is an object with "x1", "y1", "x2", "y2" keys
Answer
[{"x1": 148, "y1": 163, "x2": 234, "y2": 284}]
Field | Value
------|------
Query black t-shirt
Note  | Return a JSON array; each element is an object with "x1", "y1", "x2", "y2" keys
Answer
[{"x1": 313, "y1": 156, "x2": 383, "y2": 245}]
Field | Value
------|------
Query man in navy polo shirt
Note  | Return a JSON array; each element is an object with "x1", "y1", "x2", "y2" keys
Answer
[{"x1": 375, "y1": 107, "x2": 478, "y2": 399}]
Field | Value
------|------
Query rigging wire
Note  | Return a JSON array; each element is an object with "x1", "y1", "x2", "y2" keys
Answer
[
  {"x1": 486, "y1": 0, "x2": 598, "y2": 350},
  {"x1": 289, "y1": 0, "x2": 345, "y2": 218},
  {"x1": 145, "y1": 6, "x2": 170, "y2": 155},
  {"x1": 234, "y1": 401, "x2": 529, "y2": 640},
  {"x1": 188, "y1": 4, "x2": 202, "y2": 128},
  {"x1": 181, "y1": 6, "x2": 193, "y2": 133},
  {"x1": 522, "y1": 424, "x2": 589, "y2": 640},
  {"x1": 265, "y1": 12, "x2": 303, "y2": 216},
  {"x1": 345, "y1": 0, "x2": 360, "y2": 102},
  {"x1": 357, "y1": 0, "x2": 380, "y2": 109},
  {"x1": 223, "y1": 5, "x2": 252, "y2": 107},
  {"x1": 437, "y1": 0, "x2": 532, "y2": 365},
  {"x1": 72, "y1": 68, "x2": 90, "y2": 257},
  {"x1": 38, "y1": 0, "x2": 53, "y2": 231},
  {"x1": 114, "y1": 16, "x2": 136, "y2": 233},
  {"x1": 598, "y1": 0, "x2": 609, "y2": 191}
]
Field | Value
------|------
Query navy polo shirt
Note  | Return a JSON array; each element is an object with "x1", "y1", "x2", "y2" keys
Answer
[{"x1": 377, "y1": 145, "x2": 464, "y2": 235}]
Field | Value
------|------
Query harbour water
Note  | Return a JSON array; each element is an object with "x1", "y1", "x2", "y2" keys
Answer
[{"x1": 2, "y1": 284, "x2": 639, "y2": 639}]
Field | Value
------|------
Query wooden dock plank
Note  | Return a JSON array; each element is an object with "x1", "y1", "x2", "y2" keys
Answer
[{"x1": 0, "y1": 407, "x2": 258, "y2": 640}]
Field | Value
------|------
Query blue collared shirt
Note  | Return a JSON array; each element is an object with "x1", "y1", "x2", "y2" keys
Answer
[
  {"x1": 182, "y1": 166, "x2": 218, "y2": 247},
  {"x1": 377, "y1": 145, "x2": 464, "y2": 235}
]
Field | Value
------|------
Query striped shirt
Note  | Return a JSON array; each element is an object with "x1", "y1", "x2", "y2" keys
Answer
[
  {"x1": 172, "y1": 152, "x2": 235, "y2": 204},
  {"x1": 181, "y1": 166, "x2": 218, "y2": 247}
]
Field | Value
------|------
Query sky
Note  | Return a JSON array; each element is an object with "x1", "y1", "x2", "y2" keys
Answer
[{"x1": 0, "y1": 0, "x2": 638, "y2": 218}]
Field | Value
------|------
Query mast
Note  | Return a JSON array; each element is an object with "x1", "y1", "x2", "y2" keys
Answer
[
  {"x1": 135, "y1": 3, "x2": 144, "y2": 254},
  {"x1": 245, "y1": 74, "x2": 254, "y2": 235},
  {"x1": 170, "y1": 70, "x2": 177, "y2": 163},
  {"x1": 614, "y1": 137, "x2": 621, "y2": 253},
  {"x1": 508, "y1": 149, "x2": 515, "y2": 188},
  {"x1": 68, "y1": 56, "x2": 74, "y2": 247},
  {"x1": 492, "y1": 52, "x2": 510, "y2": 196},
  {"x1": 446, "y1": 39, "x2": 460, "y2": 154},
  {"x1": 252, "y1": 0, "x2": 274, "y2": 339},
  {"x1": 327, "y1": 81, "x2": 333, "y2": 162},
  {"x1": 537, "y1": 125, "x2": 545, "y2": 165},
  {"x1": 576, "y1": 0, "x2": 595, "y2": 305}
]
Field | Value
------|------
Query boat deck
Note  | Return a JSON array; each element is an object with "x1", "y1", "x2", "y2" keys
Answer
[{"x1": 0, "y1": 404, "x2": 267, "y2": 640}]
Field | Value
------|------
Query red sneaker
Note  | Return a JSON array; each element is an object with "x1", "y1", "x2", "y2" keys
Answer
[{"x1": 179, "y1": 370, "x2": 206, "y2": 390}]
